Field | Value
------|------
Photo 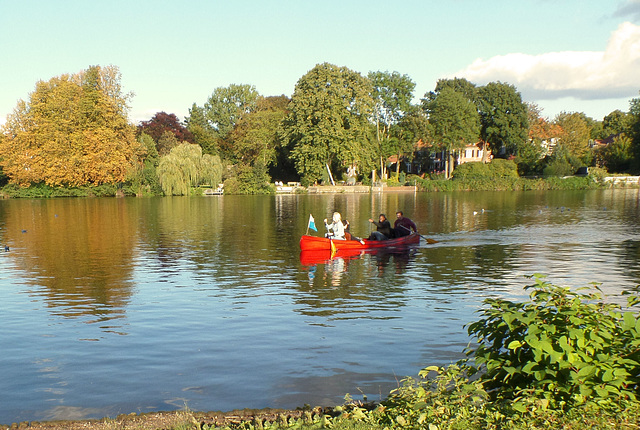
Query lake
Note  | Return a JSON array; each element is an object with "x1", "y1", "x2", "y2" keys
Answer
[{"x1": 1, "y1": 188, "x2": 639, "y2": 424}]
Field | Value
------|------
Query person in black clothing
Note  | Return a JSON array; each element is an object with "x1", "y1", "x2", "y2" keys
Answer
[{"x1": 367, "y1": 214, "x2": 392, "y2": 240}]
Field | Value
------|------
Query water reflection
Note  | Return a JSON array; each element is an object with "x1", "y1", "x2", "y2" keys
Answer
[
  {"x1": 1, "y1": 189, "x2": 639, "y2": 425},
  {"x1": 371, "y1": 248, "x2": 418, "y2": 277},
  {"x1": 2, "y1": 199, "x2": 136, "y2": 327},
  {"x1": 300, "y1": 246, "x2": 419, "y2": 282}
]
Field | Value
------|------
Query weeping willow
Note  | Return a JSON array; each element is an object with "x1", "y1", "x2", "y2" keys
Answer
[{"x1": 157, "y1": 143, "x2": 222, "y2": 196}]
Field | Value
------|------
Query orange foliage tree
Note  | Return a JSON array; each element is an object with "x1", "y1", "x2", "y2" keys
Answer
[{"x1": 0, "y1": 65, "x2": 145, "y2": 187}]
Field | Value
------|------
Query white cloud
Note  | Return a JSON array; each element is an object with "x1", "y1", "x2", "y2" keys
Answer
[{"x1": 454, "y1": 22, "x2": 640, "y2": 101}]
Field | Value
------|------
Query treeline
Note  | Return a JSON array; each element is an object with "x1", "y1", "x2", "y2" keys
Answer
[{"x1": 1, "y1": 63, "x2": 639, "y2": 196}]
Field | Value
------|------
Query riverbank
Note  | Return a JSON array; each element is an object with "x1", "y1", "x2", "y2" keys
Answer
[
  {"x1": 1, "y1": 173, "x2": 639, "y2": 199},
  {"x1": 1, "y1": 407, "x2": 333, "y2": 430}
]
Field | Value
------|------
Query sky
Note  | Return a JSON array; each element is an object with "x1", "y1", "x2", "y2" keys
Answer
[{"x1": 1, "y1": 0, "x2": 640, "y2": 127}]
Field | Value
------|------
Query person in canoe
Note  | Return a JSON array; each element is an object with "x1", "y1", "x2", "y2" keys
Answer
[
  {"x1": 393, "y1": 211, "x2": 418, "y2": 237},
  {"x1": 367, "y1": 214, "x2": 392, "y2": 240},
  {"x1": 324, "y1": 212, "x2": 347, "y2": 240}
]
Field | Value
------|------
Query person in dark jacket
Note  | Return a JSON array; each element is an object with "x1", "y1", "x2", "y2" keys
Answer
[
  {"x1": 367, "y1": 214, "x2": 392, "y2": 240},
  {"x1": 393, "y1": 211, "x2": 418, "y2": 237}
]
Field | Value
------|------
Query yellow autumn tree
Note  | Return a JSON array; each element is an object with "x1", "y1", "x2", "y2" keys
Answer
[{"x1": 0, "y1": 65, "x2": 145, "y2": 187}]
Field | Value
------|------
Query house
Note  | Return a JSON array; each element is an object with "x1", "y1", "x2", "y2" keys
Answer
[
  {"x1": 428, "y1": 142, "x2": 492, "y2": 172},
  {"x1": 387, "y1": 141, "x2": 492, "y2": 175},
  {"x1": 457, "y1": 142, "x2": 491, "y2": 165}
]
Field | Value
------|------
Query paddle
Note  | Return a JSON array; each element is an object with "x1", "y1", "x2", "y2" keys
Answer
[{"x1": 398, "y1": 224, "x2": 439, "y2": 244}]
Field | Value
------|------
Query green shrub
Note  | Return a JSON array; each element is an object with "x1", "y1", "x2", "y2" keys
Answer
[
  {"x1": 588, "y1": 166, "x2": 608, "y2": 183},
  {"x1": 488, "y1": 158, "x2": 519, "y2": 178},
  {"x1": 452, "y1": 159, "x2": 519, "y2": 180},
  {"x1": 223, "y1": 163, "x2": 274, "y2": 195},
  {"x1": 466, "y1": 274, "x2": 640, "y2": 411},
  {"x1": 0, "y1": 183, "x2": 118, "y2": 198},
  {"x1": 360, "y1": 276, "x2": 640, "y2": 430}
]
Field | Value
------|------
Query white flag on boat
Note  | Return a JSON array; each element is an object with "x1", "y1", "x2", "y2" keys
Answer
[{"x1": 308, "y1": 214, "x2": 317, "y2": 232}]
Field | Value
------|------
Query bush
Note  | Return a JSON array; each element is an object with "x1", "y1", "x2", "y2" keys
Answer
[
  {"x1": 466, "y1": 275, "x2": 640, "y2": 411},
  {"x1": 0, "y1": 183, "x2": 118, "y2": 198},
  {"x1": 452, "y1": 159, "x2": 519, "y2": 180},
  {"x1": 489, "y1": 158, "x2": 519, "y2": 178},
  {"x1": 223, "y1": 163, "x2": 274, "y2": 195},
  {"x1": 363, "y1": 275, "x2": 640, "y2": 430}
]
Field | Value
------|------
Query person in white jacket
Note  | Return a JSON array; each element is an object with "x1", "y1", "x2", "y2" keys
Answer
[{"x1": 324, "y1": 212, "x2": 346, "y2": 240}]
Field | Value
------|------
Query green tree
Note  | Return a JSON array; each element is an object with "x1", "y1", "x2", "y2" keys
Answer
[
  {"x1": 124, "y1": 132, "x2": 162, "y2": 196},
  {"x1": 423, "y1": 77, "x2": 479, "y2": 107},
  {"x1": 389, "y1": 111, "x2": 431, "y2": 176},
  {"x1": 156, "y1": 130, "x2": 180, "y2": 156},
  {"x1": 185, "y1": 103, "x2": 218, "y2": 155},
  {"x1": 0, "y1": 65, "x2": 144, "y2": 187},
  {"x1": 478, "y1": 81, "x2": 529, "y2": 159},
  {"x1": 554, "y1": 112, "x2": 592, "y2": 162},
  {"x1": 283, "y1": 63, "x2": 375, "y2": 185},
  {"x1": 630, "y1": 94, "x2": 640, "y2": 170},
  {"x1": 542, "y1": 145, "x2": 582, "y2": 177},
  {"x1": 601, "y1": 134, "x2": 634, "y2": 172},
  {"x1": 223, "y1": 161, "x2": 272, "y2": 195},
  {"x1": 424, "y1": 87, "x2": 480, "y2": 178},
  {"x1": 368, "y1": 71, "x2": 416, "y2": 178},
  {"x1": 226, "y1": 95, "x2": 289, "y2": 167},
  {"x1": 186, "y1": 84, "x2": 260, "y2": 159},
  {"x1": 156, "y1": 143, "x2": 222, "y2": 196},
  {"x1": 600, "y1": 109, "x2": 634, "y2": 139}
]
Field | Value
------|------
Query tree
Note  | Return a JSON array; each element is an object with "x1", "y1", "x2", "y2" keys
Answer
[
  {"x1": 600, "y1": 134, "x2": 634, "y2": 172},
  {"x1": 521, "y1": 103, "x2": 562, "y2": 175},
  {"x1": 554, "y1": 112, "x2": 592, "y2": 162},
  {"x1": 186, "y1": 84, "x2": 260, "y2": 159},
  {"x1": 423, "y1": 77, "x2": 479, "y2": 107},
  {"x1": 368, "y1": 71, "x2": 417, "y2": 179},
  {"x1": 137, "y1": 112, "x2": 194, "y2": 145},
  {"x1": 390, "y1": 111, "x2": 431, "y2": 175},
  {"x1": 630, "y1": 94, "x2": 640, "y2": 170},
  {"x1": 225, "y1": 95, "x2": 289, "y2": 167},
  {"x1": 185, "y1": 103, "x2": 218, "y2": 156},
  {"x1": 477, "y1": 82, "x2": 529, "y2": 159},
  {"x1": 424, "y1": 87, "x2": 480, "y2": 178},
  {"x1": 156, "y1": 130, "x2": 180, "y2": 156},
  {"x1": 156, "y1": 143, "x2": 222, "y2": 196},
  {"x1": 124, "y1": 132, "x2": 162, "y2": 196},
  {"x1": 527, "y1": 103, "x2": 562, "y2": 144},
  {"x1": 283, "y1": 63, "x2": 375, "y2": 185},
  {"x1": 0, "y1": 65, "x2": 144, "y2": 187},
  {"x1": 542, "y1": 145, "x2": 582, "y2": 177},
  {"x1": 601, "y1": 109, "x2": 634, "y2": 138}
]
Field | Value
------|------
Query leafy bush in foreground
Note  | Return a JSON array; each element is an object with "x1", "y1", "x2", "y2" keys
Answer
[
  {"x1": 366, "y1": 275, "x2": 640, "y2": 429},
  {"x1": 468, "y1": 275, "x2": 640, "y2": 410}
]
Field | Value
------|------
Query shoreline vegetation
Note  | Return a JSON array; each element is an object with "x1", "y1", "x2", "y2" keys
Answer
[
  {"x1": 4, "y1": 277, "x2": 640, "y2": 430},
  {"x1": 1, "y1": 171, "x2": 639, "y2": 199},
  {"x1": 2, "y1": 65, "x2": 639, "y2": 200}
]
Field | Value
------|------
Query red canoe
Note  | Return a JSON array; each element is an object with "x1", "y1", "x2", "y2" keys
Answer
[{"x1": 299, "y1": 232, "x2": 420, "y2": 251}]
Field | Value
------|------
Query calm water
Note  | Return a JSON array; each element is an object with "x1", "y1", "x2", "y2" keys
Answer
[{"x1": 1, "y1": 189, "x2": 639, "y2": 424}]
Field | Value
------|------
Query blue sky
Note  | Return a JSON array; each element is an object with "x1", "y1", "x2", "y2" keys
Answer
[{"x1": 1, "y1": 0, "x2": 639, "y2": 126}]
